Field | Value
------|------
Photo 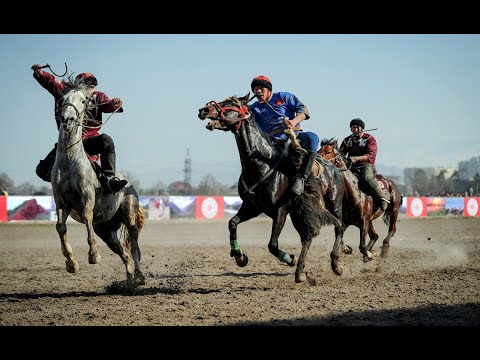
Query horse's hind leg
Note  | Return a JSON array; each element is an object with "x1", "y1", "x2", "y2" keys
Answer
[
  {"x1": 295, "y1": 235, "x2": 312, "y2": 283},
  {"x1": 94, "y1": 224, "x2": 135, "y2": 284},
  {"x1": 381, "y1": 208, "x2": 398, "y2": 258},
  {"x1": 56, "y1": 207, "x2": 79, "y2": 273},
  {"x1": 83, "y1": 206, "x2": 101, "y2": 264},
  {"x1": 229, "y1": 201, "x2": 261, "y2": 267},
  {"x1": 124, "y1": 217, "x2": 145, "y2": 286}
]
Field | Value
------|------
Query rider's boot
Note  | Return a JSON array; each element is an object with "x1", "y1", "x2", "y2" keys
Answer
[
  {"x1": 370, "y1": 179, "x2": 390, "y2": 211},
  {"x1": 35, "y1": 143, "x2": 57, "y2": 182},
  {"x1": 291, "y1": 151, "x2": 316, "y2": 196},
  {"x1": 101, "y1": 152, "x2": 128, "y2": 194}
]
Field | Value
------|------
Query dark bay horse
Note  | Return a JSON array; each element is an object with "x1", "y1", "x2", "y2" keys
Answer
[
  {"x1": 318, "y1": 138, "x2": 402, "y2": 259},
  {"x1": 52, "y1": 77, "x2": 145, "y2": 286},
  {"x1": 198, "y1": 94, "x2": 346, "y2": 282}
]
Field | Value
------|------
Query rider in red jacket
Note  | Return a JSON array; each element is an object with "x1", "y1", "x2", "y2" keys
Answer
[
  {"x1": 339, "y1": 118, "x2": 390, "y2": 210},
  {"x1": 32, "y1": 64, "x2": 127, "y2": 194}
]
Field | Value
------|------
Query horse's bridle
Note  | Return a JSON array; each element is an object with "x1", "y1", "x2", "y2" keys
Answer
[{"x1": 205, "y1": 98, "x2": 252, "y2": 131}]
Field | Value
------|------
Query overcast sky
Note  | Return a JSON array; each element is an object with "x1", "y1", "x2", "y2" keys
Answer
[{"x1": 1, "y1": 34, "x2": 479, "y2": 189}]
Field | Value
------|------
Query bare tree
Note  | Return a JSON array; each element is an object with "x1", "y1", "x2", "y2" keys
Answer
[{"x1": 0, "y1": 173, "x2": 14, "y2": 195}]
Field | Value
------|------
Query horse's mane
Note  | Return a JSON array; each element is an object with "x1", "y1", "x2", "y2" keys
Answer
[
  {"x1": 320, "y1": 137, "x2": 337, "y2": 147},
  {"x1": 61, "y1": 74, "x2": 90, "y2": 96}
]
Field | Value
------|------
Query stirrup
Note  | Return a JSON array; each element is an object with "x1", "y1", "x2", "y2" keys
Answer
[
  {"x1": 380, "y1": 197, "x2": 390, "y2": 211},
  {"x1": 106, "y1": 176, "x2": 128, "y2": 194}
]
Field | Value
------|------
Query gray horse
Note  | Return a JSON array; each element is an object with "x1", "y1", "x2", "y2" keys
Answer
[{"x1": 52, "y1": 78, "x2": 145, "y2": 286}]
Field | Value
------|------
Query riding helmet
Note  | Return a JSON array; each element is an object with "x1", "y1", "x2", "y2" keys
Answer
[
  {"x1": 251, "y1": 75, "x2": 272, "y2": 92},
  {"x1": 350, "y1": 118, "x2": 365, "y2": 129},
  {"x1": 76, "y1": 72, "x2": 98, "y2": 86}
]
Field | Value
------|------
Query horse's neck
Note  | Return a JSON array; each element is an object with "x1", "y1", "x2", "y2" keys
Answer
[
  {"x1": 56, "y1": 127, "x2": 88, "y2": 164},
  {"x1": 236, "y1": 120, "x2": 280, "y2": 175}
]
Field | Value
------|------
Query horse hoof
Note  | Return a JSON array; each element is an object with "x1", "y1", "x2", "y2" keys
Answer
[
  {"x1": 343, "y1": 245, "x2": 353, "y2": 255},
  {"x1": 295, "y1": 272, "x2": 307, "y2": 283},
  {"x1": 332, "y1": 263, "x2": 343, "y2": 276},
  {"x1": 88, "y1": 251, "x2": 102, "y2": 264},
  {"x1": 381, "y1": 246, "x2": 390, "y2": 258},
  {"x1": 235, "y1": 253, "x2": 249, "y2": 267},
  {"x1": 134, "y1": 271, "x2": 146, "y2": 286},
  {"x1": 66, "y1": 259, "x2": 79, "y2": 273},
  {"x1": 288, "y1": 254, "x2": 297, "y2": 267},
  {"x1": 363, "y1": 253, "x2": 374, "y2": 263}
]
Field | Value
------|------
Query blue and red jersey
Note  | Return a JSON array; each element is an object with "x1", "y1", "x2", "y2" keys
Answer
[{"x1": 248, "y1": 92, "x2": 308, "y2": 141}]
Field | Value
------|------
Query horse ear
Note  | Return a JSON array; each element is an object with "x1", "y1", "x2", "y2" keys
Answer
[
  {"x1": 333, "y1": 139, "x2": 338, "y2": 148},
  {"x1": 242, "y1": 92, "x2": 250, "y2": 104}
]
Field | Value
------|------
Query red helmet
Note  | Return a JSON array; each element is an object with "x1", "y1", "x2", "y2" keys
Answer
[
  {"x1": 75, "y1": 72, "x2": 98, "y2": 86},
  {"x1": 251, "y1": 75, "x2": 272, "y2": 92}
]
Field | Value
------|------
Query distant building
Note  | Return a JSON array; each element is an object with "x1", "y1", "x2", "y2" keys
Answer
[
  {"x1": 404, "y1": 167, "x2": 456, "y2": 186},
  {"x1": 458, "y1": 156, "x2": 480, "y2": 180}
]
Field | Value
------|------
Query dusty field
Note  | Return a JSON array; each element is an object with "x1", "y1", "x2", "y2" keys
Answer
[{"x1": 0, "y1": 216, "x2": 479, "y2": 326}]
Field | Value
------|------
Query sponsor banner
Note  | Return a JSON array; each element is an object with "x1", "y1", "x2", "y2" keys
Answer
[
  {"x1": 196, "y1": 196, "x2": 224, "y2": 219},
  {"x1": 445, "y1": 197, "x2": 464, "y2": 216},
  {"x1": 7, "y1": 196, "x2": 55, "y2": 221},
  {"x1": 0, "y1": 196, "x2": 7, "y2": 222},
  {"x1": 147, "y1": 196, "x2": 170, "y2": 220},
  {"x1": 426, "y1": 197, "x2": 446, "y2": 216},
  {"x1": 464, "y1": 197, "x2": 480, "y2": 217},
  {"x1": 169, "y1": 196, "x2": 196, "y2": 218},
  {"x1": 224, "y1": 196, "x2": 242, "y2": 216},
  {"x1": 407, "y1": 197, "x2": 427, "y2": 217},
  {"x1": 399, "y1": 196, "x2": 407, "y2": 213}
]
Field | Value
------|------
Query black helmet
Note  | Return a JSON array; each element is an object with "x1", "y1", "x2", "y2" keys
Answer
[{"x1": 350, "y1": 118, "x2": 365, "y2": 129}]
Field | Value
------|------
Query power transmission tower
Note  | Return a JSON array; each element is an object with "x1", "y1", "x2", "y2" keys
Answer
[{"x1": 184, "y1": 148, "x2": 192, "y2": 191}]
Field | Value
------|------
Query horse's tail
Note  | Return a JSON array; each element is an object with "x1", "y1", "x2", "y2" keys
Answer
[
  {"x1": 137, "y1": 205, "x2": 145, "y2": 232},
  {"x1": 120, "y1": 205, "x2": 145, "y2": 250}
]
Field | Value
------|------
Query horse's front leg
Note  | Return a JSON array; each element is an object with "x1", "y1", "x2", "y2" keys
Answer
[
  {"x1": 267, "y1": 208, "x2": 296, "y2": 266},
  {"x1": 366, "y1": 221, "x2": 380, "y2": 257},
  {"x1": 359, "y1": 218, "x2": 374, "y2": 262},
  {"x1": 83, "y1": 205, "x2": 101, "y2": 264},
  {"x1": 330, "y1": 223, "x2": 347, "y2": 276},
  {"x1": 229, "y1": 201, "x2": 261, "y2": 267},
  {"x1": 56, "y1": 207, "x2": 79, "y2": 273}
]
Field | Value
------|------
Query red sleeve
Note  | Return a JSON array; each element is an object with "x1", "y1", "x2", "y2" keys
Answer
[
  {"x1": 33, "y1": 71, "x2": 64, "y2": 100},
  {"x1": 365, "y1": 134, "x2": 377, "y2": 164},
  {"x1": 95, "y1": 91, "x2": 124, "y2": 113}
]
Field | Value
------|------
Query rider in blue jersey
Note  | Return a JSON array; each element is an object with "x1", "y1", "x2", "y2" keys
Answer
[{"x1": 248, "y1": 75, "x2": 319, "y2": 196}]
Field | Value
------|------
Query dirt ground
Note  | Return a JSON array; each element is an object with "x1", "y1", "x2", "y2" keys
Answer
[{"x1": 1, "y1": 215, "x2": 479, "y2": 326}]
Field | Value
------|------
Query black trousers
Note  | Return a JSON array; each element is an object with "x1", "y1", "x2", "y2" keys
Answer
[{"x1": 36, "y1": 134, "x2": 117, "y2": 181}]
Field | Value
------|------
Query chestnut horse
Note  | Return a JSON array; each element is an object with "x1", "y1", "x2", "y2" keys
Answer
[
  {"x1": 318, "y1": 138, "x2": 402, "y2": 259},
  {"x1": 198, "y1": 94, "x2": 347, "y2": 282}
]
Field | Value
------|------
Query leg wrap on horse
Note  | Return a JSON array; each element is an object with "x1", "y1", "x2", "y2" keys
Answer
[
  {"x1": 36, "y1": 144, "x2": 57, "y2": 182},
  {"x1": 291, "y1": 151, "x2": 316, "y2": 196}
]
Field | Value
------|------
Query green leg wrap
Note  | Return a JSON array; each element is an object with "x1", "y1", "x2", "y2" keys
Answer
[
  {"x1": 277, "y1": 250, "x2": 292, "y2": 264},
  {"x1": 230, "y1": 240, "x2": 240, "y2": 251}
]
